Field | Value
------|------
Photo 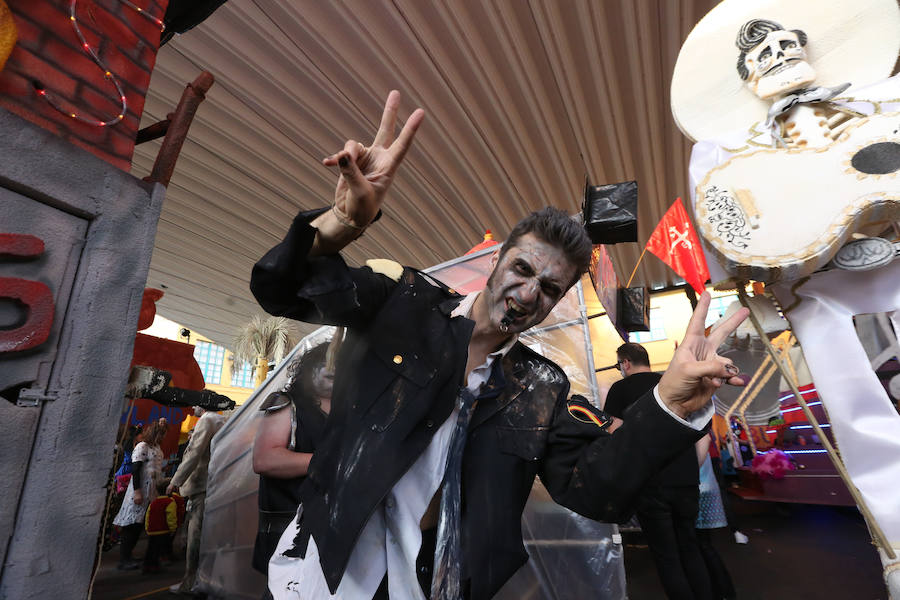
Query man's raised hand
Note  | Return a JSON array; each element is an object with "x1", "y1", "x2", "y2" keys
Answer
[
  {"x1": 658, "y1": 292, "x2": 749, "y2": 419},
  {"x1": 322, "y1": 90, "x2": 425, "y2": 231}
]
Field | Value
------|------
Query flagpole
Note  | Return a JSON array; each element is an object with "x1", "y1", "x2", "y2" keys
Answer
[{"x1": 625, "y1": 246, "x2": 648, "y2": 288}]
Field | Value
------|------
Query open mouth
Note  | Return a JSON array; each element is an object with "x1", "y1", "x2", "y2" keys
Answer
[
  {"x1": 761, "y1": 58, "x2": 801, "y2": 78},
  {"x1": 505, "y1": 298, "x2": 527, "y2": 320}
]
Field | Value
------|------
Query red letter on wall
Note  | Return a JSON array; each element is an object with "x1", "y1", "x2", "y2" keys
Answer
[{"x1": 0, "y1": 233, "x2": 54, "y2": 353}]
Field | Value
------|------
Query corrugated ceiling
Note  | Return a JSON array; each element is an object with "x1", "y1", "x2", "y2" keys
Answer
[{"x1": 132, "y1": 0, "x2": 719, "y2": 347}]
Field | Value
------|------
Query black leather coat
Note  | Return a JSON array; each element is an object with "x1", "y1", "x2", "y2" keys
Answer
[{"x1": 250, "y1": 210, "x2": 704, "y2": 599}]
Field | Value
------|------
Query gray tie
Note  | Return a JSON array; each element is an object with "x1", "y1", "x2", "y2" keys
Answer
[{"x1": 431, "y1": 386, "x2": 477, "y2": 600}]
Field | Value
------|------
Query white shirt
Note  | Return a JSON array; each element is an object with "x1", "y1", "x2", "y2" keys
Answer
[
  {"x1": 267, "y1": 293, "x2": 708, "y2": 599},
  {"x1": 268, "y1": 292, "x2": 516, "y2": 600}
]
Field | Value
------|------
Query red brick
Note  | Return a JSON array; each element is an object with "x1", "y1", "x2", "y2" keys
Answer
[
  {"x1": 108, "y1": 125, "x2": 136, "y2": 161},
  {"x1": 22, "y1": 97, "x2": 89, "y2": 138},
  {"x1": 0, "y1": 67, "x2": 38, "y2": 99},
  {"x1": 9, "y1": 46, "x2": 79, "y2": 98},
  {"x1": 8, "y1": 1, "x2": 69, "y2": 39},
  {"x1": 78, "y1": 81, "x2": 127, "y2": 123},
  {"x1": 40, "y1": 36, "x2": 110, "y2": 92},
  {"x1": 66, "y1": 112, "x2": 113, "y2": 144},
  {"x1": 104, "y1": 49, "x2": 150, "y2": 90},
  {"x1": 83, "y1": 1, "x2": 142, "y2": 51},
  {"x1": 117, "y1": 1, "x2": 165, "y2": 49},
  {"x1": 6, "y1": 11, "x2": 44, "y2": 50},
  {"x1": 118, "y1": 73, "x2": 149, "y2": 97},
  {"x1": 131, "y1": 41, "x2": 158, "y2": 75},
  {"x1": 63, "y1": 18, "x2": 104, "y2": 53},
  {"x1": 110, "y1": 35, "x2": 150, "y2": 68},
  {"x1": 127, "y1": 93, "x2": 145, "y2": 124}
]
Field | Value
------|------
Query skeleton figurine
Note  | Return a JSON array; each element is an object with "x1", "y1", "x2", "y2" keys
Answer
[
  {"x1": 736, "y1": 19, "x2": 854, "y2": 149},
  {"x1": 732, "y1": 18, "x2": 899, "y2": 271},
  {"x1": 673, "y1": 4, "x2": 900, "y2": 594}
]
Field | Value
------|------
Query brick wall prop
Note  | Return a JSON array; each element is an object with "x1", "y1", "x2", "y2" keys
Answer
[{"x1": 0, "y1": 0, "x2": 169, "y2": 171}]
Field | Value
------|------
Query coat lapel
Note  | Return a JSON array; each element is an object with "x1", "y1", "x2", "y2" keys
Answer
[{"x1": 470, "y1": 348, "x2": 526, "y2": 430}]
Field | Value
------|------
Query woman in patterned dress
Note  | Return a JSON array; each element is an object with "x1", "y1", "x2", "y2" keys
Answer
[
  {"x1": 695, "y1": 433, "x2": 736, "y2": 599},
  {"x1": 112, "y1": 421, "x2": 167, "y2": 569}
]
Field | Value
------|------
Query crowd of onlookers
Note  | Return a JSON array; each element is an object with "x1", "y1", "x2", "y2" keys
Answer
[{"x1": 105, "y1": 406, "x2": 225, "y2": 597}]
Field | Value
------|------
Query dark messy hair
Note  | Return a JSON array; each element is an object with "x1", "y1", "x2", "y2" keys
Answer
[
  {"x1": 616, "y1": 342, "x2": 650, "y2": 368},
  {"x1": 285, "y1": 342, "x2": 329, "y2": 396},
  {"x1": 735, "y1": 19, "x2": 808, "y2": 81},
  {"x1": 499, "y1": 207, "x2": 592, "y2": 288}
]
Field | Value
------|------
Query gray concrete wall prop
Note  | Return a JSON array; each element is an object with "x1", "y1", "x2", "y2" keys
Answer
[{"x1": 0, "y1": 107, "x2": 165, "y2": 599}]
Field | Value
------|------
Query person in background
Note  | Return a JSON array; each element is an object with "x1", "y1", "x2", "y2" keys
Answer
[
  {"x1": 143, "y1": 478, "x2": 186, "y2": 574},
  {"x1": 709, "y1": 434, "x2": 749, "y2": 545},
  {"x1": 605, "y1": 342, "x2": 711, "y2": 600},
  {"x1": 695, "y1": 433, "x2": 737, "y2": 600},
  {"x1": 112, "y1": 421, "x2": 167, "y2": 570},
  {"x1": 252, "y1": 341, "x2": 333, "y2": 599},
  {"x1": 114, "y1": 425, "x2": 142, "y2": 484},
  {"x1": 166, "y1": 406, "x2": 226, "y2": 596}
]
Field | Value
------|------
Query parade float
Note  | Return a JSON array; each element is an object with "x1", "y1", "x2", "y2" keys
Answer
[{"x1": 671, "y1": 0, "x2": 900, "y2": 594}]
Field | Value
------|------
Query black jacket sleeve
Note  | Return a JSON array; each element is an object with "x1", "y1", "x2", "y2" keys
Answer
[
  {"x1": 131, "y1": 461, "x2": 144, "y2": 489},
  {"x1": 250, "y1": 209, "x2": 397, "y2": 329},
  {"x1": 540, "y1": 390, "x2": 705, "y2": 522}
]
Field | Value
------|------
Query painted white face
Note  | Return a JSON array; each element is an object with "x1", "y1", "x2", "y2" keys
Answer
[
  {"x1": 743, "y1": 30, "x2": 815, "y2": 99},
  {"x1": 311, "y1": 364, "x2": 334, "y2": 399},
  {"x1": 482, "y1": 233, "x2": 577, "y2": 335}
]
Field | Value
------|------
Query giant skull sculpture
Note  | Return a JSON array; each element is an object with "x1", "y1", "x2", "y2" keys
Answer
[{"x1": 736, "y1": 19, "x2": 816, "y2": 99}]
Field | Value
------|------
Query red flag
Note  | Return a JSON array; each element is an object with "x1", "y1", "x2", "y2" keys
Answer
[{"x1": 645, "y1": 198, "x2": 710, "y2": 294}]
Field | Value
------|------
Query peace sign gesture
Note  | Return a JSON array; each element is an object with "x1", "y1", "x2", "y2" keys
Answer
[
  {"x1": 311, "y1": 91, "x2": 425, "y2": 255},
  {"x1": 658, "y1": 292, "x2": 749, "y2": 419}
]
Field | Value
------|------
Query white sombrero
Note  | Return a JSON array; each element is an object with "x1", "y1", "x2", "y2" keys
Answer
[{"x1": 671, "y1": 0, "x2": 900, "y2": 142}]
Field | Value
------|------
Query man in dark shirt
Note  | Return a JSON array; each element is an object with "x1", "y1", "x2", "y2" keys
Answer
[{"x1": 605, "y1": 342, "x2": 711, "y2": 600}]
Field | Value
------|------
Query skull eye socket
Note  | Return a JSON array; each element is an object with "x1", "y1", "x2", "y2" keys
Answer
[{"x1": 780, "y1": 40, "x2": 797, "y2": 50}]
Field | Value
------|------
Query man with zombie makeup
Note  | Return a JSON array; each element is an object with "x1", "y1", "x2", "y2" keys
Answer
[
  {"x1": 250, "y1": 91, "x2": 749, "y2": 600},
  {"x1": 251, "y1": 342, "x2": 334, "y2": 598}
]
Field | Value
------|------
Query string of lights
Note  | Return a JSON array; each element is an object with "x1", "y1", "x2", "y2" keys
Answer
[{"x1": 33, "y1": 0, "x2": 165, "y2": 127}]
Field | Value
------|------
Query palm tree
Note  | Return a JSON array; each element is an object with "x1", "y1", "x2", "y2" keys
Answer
[{"x1": 233, "y1": 316, "x2": 294, "y2": 387}]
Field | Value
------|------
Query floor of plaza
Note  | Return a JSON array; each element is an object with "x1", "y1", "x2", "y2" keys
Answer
[{"x1": 91, "y1": 498, "x2": 886, "y2": 600}]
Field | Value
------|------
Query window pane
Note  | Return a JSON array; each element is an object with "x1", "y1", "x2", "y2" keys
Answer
[
  {"x1": 231, "y1": 362, "x2": 255, "y2": 388},
  {"x1": 705, "y1": 294, "x2": 738, "y2": 327},
  {"x1": 193, "y1": 341, "x2": 224, "y2": 385},
  {"x1": 631, "y1": 308, "x2": 666, "y2": 343}
]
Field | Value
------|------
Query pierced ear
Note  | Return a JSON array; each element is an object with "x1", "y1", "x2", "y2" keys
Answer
[{"x1": 490, "y1": 249, "x2": 500, "y2": 268}]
